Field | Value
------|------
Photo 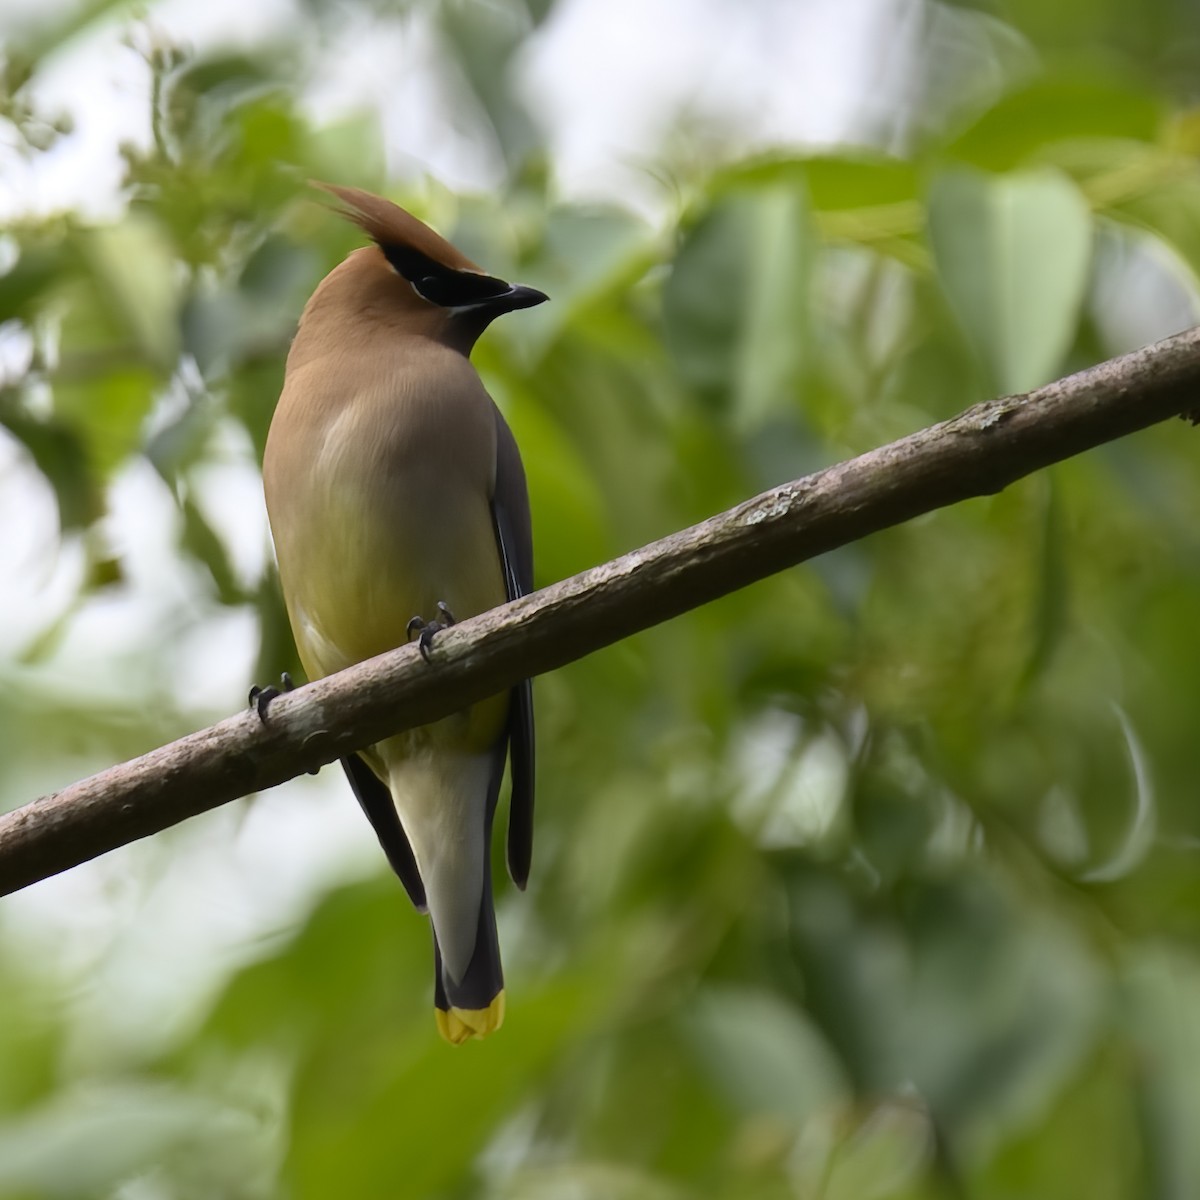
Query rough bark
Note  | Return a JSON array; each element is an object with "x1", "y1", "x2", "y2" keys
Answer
[{"x1": 2, "y1": 326, "x2": 1198, "y2": 895}]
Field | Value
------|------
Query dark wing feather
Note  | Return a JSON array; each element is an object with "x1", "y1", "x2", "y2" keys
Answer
[
  {"x1": 341, "y1": 754, "x2": 426, "y2": 910},
  {"x1": 490, "y1": 405, "x2": 535, "y2": 890}
]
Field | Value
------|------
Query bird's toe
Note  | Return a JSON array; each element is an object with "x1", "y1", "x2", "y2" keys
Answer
[
  {"x1": 249, "y1": 672, "x2": 294, "y2": 722},
  {"x1": 408, "y1": 603, "x2": 456, "y2": 662}
]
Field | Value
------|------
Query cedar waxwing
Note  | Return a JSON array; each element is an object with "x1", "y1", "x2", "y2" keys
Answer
[{"x1": 261, "y1": 184, "x2": 544, "y2": 1044}]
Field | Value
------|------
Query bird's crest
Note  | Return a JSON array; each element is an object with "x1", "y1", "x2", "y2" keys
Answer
[
  {"x1": 314, "y1": 182, "x2": 483, "y2": 274},
  {"x1": 313, "y1": 182, "x2": 547, "y2": 316}
]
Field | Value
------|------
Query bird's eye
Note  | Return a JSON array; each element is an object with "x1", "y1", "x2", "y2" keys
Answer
[
  {"x1": 398, "y1": 259, "x2": 514, "y2": 309},
  {"x1": 413, "y1": 276, "x2": 446, "y2": 304}
]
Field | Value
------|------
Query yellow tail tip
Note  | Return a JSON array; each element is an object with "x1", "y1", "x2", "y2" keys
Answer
[{"x1": 435, "y1": 991, "x2": 506, "y2": 1045}]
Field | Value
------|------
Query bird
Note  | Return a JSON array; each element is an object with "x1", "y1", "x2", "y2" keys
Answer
[{"x1": 261, "y1": 183, "x2": 544, "y2": 1044}]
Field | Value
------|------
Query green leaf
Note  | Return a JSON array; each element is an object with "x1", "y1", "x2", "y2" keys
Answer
[
  {"x1": 2, "y1": 0, "x2": 133, "y2": 73},
  {"x1": 717, "y1": 152, "x2": 920, "y2": 212},
  {"x1": 928, "y1": 166, "x2": 1093, "y2": 393},
  {"x1": 1106, "y1": 177, "x2": 1200, "y2": 285},
  {"x1": 0, "y1": 244, "x2": 64, "y2": 322},
  {"x1": 1124, "y1": 947, "x2": 1200, "y2": 1197},
  {"x1": 663, "y1": 184, "x2": 812, "y2": 427},
  {"x1": 0, "y1": 1081, "x2": 268, "y2": 1198},
  {"x1": 181, "y1": 494, "x2": 245, "y2": 606},
  {"x1": 506, "y1": 398, "x2": 613, "y2": 587},
  {"x1": 438, "y1": 0, "x2": 539, "y2": 173},
  {"x1": 1018, "y1": 474, "x2": 1068, "y2": 691},
  {"x1": 949, "y1": 76, "x2": 1165, "y2": 171},
  {"x1": 305, "y1": 112, "x2": 385, "y2": 192},
  {"x1": 0, "y1": 413, "x2": 98, "y2": 529},
  {"x1": 53, "y1": 363, "x2": 159, "y2": 478},
  {"x1": 80, "y1": 215, "x2": 181, "y2": 370},
  {"x1": 684, "y1": 985, "x2": 846, "y2": 1120}
]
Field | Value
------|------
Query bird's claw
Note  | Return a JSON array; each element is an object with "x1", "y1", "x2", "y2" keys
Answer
[
  {"x1": 406, "y1": 603, "x2": 457, "y2": 663},
  {"x1": 249, "y1": 671, "x2": 294, "y2": 722}
]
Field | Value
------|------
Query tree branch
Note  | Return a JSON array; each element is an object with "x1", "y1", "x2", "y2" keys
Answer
[{"x1": 3, "y1": 328, "x2": 1199, "y2": 896}]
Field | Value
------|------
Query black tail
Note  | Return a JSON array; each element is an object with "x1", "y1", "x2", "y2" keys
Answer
[
  {"x1": 432, "y1": 853, "x2": 504, "y2": 1043},
  {"x1": 432, "y1": 745, "x2": 506, "y2": 1044}
]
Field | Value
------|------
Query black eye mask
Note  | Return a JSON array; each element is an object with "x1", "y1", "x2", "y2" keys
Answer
[{"x1": 381, "y1": 243, "x2": 511, "y2": 309}]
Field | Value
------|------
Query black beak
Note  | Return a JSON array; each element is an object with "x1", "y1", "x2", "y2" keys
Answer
[{"x1": 501, "y1": 283, "x2": 550, "y2": 311}]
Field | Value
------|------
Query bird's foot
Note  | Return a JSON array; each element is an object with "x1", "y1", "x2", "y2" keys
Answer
[
  {"x1": 249, "y1": 673, "x2": 318, "y2": 774},
  {"x1": 249, "y1": 671, "x2": 294, "y2": 722},
  {"x1": 406, "y1": 602, "x2": 456, "y2": 663}
]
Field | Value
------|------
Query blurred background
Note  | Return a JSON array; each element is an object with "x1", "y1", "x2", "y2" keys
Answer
[{"x1": 3, "y1": 0, "x2": 1200, "y2": 1195}]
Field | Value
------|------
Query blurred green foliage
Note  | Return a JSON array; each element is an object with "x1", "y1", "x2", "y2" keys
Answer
[{"x1": 2, "y1": 0, "x2": 1200, "y2": 1196}]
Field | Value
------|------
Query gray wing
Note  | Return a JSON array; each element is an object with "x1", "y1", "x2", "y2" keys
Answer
[
  {"x1": 341, "y1": 754, "x2": 427, "y2": 911},
  {"x1": 490, "y1": 404, "x2": 535, "y2": 890}
]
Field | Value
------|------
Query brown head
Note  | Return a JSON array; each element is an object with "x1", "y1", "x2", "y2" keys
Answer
[{"x1": 296, "y1": 183, "x2": 548, "y2": 358}]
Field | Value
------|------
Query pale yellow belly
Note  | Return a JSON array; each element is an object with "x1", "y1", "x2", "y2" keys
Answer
[{"x1": 279, "y1": 462, "x2": 509, "y2": 759}]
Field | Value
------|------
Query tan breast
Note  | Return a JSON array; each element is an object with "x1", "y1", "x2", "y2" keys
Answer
[{"x1": 263, "y1": 331, "x2": 505, "y2": 681}]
